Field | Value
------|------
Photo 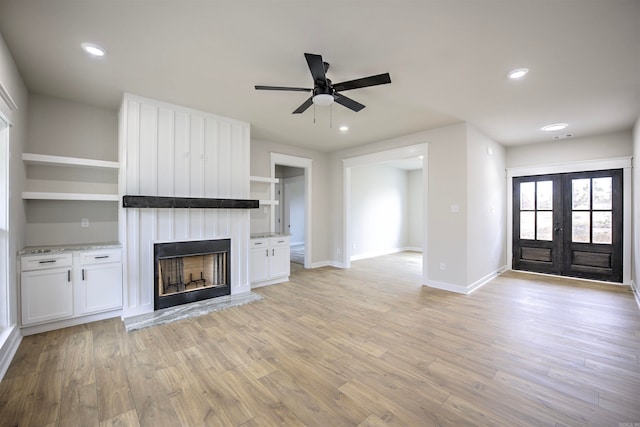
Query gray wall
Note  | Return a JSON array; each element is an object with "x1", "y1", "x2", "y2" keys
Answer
[
  {"x1": 349, "y1": 164, "x2": 408, "y2": 259},
  {"x1": 506, "y1": 130, "x2": 632, "y2": 168},
  {"x1": 633, "y1": 118, "x2": 639, "y2": 292},
  {"x1": 24, "y1": 94, "x2": 118, "y2": 246},
  {"x1": 0, "y1": 31, "x2": 28, "y2": 376},
  {"x1": 407, "y1": 169, "x2": 423, "y2": 250},
  {"x1": 250, "y1": 138, "x2": 331, "y2": 264}
]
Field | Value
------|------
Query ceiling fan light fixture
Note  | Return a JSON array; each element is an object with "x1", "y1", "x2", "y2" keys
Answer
[{"x1": 312, "y1": 93, "x2": 334, "y2": 106}]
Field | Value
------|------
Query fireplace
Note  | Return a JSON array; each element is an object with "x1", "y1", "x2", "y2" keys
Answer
[{"x1": 154, "y1": 239, "x2": 231, "y2": 310}]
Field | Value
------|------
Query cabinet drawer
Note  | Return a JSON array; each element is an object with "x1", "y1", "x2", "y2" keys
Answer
[
  {"x1": 270, "y1": 236, "x2": 290, "y2": 247},
  {"x1": 21, "y1": 253, "x2": 72, "y2": 271},
  {"x1": 249, "y1": 238, "x2": 268, "y2": 249},
  {"x1": 79, "y1": 249, "x2": 121, "y2": 265}
]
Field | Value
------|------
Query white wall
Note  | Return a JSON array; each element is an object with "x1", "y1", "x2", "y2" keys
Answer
[
  {"x1": 349, "y1": 164, "x2": 408, "y2": 259},
  {"x1": 0, "y1": 31, "x2": 28, "y2": 380},
  {"x1": 250, "y1": 138, "x2": 330, "y2": 263},
  {"x1": 466, "y1": 125, "x2": 506, "y2": 285},
  {"x1": 407, "y1": 169, "x2": 423, "y2": 249},
  {"x1": 24, "y1": 95, "x2": 119, "y2": 246}
]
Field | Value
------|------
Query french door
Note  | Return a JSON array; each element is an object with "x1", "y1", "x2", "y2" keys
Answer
[{"x1": 513, "y1": 169, "x2": 623, "y2": 283}]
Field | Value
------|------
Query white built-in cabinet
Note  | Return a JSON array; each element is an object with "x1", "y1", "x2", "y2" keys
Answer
[
  {"x1": 20, "y1": 253, "x2": 74, "y2": 325},
  {"x1": 20, "y1": 248, "x2": 123, "y2": 332},
  {"x1": 250, "y1": 235, "x2": 290, "y2": 287},
  {"x1": 75, "y1": 249, "x2": 123, "y2": 315}
]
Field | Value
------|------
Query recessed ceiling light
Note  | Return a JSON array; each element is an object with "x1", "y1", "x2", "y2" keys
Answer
[
  {"x1": 81, "y1": 42, "x2": 106, "y2": 57},
  {"x1": 541, "y1": 123, "x2": 568, "y2": 132},
  {"x1": 508, "y1": 68, "x2": 529, "y2": 79},
  {"x1": 339, "y1": 125, "x2": 349, "y2": 132}
]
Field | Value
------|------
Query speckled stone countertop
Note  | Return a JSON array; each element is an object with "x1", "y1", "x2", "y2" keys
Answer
[
  {"x1": 18, "y1": 241, "x2": 122, "y2": 256},
  {"x1": 250, "y1": 233, "x2": 290, "y2": 239}
]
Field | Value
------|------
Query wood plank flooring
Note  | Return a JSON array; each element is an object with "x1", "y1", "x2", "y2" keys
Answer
[{"x1": 1, "y1": 252, "x2": 639, "y2": 426}]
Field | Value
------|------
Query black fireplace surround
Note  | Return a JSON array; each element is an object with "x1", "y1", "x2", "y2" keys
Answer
[{"x1": 154, "y1": 239, "x2": 231, "y2": 310}]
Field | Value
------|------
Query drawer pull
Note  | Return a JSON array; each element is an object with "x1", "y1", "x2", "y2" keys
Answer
[
  {"x1": 67, "y1": 270, "x2": 71, "y2": 282},
  {"x1": 277, "y1": 240, "x2": 285, "y2": 243},
  {"x1": 94, "y1": 255, "x2": 109, "y2": 259},
  {"x1": 254, "y1": 242, "x2": 263, "y2": 245},
  {"x1": 82, "y1": 269, "x2": 85, "y2": 280},
  {"x1": 38, "y1": 260, "x2": 56, "y2": 264}
]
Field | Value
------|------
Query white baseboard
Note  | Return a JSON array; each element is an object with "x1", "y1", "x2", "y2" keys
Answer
[
  {"x1": 305, "y1": 260, "x2": 342, "y2": 268},
  {"x1": 251, "y1": 276, "x2": 289, "y2": 288},
  {"x1": 426, "y1": 266, "x2": 506, "y2": 295},
  {"x1": 351, "y1": 247, "x2": 417, "y2": 262},
  {"x1": 21, "y1": 309, "x2": 122, "y2": 336},
  {"x1": 121, "y1": 304, "x2": 154, "y2": 320},
  {"x1": 631, "y1": 279, "x2": 639, "y2": 310},
  {"x1": 0, "y1": 325, "x2": 22, "y2": 381}
]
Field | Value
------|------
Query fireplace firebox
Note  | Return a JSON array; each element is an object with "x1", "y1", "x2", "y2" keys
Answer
[{"x1": 154, "y1": 239, "x2": 231, "y2": 310}]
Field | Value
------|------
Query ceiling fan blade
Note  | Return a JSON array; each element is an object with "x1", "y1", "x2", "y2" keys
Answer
[
  {"x1": 255, "y1": 85, "x2": 312, "y2": 92},
  {"x1": 292, "y1": 97, "x2": 313, "y2": 114},
  {"x1": 334, "y1": 93, "x2": 365, "y2": 112},
  {"x1": 332, "y1": 73, "x2": 392, "y2": 92},
  {"x1": 304, "y1": 53, "x2": 327, "y2": 86}
]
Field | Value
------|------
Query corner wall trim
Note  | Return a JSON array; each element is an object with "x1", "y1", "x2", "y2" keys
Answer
[
  {"x1": 0, "y1": 326, "x2": 22, "y2": 381},
  {"x1": 0, "y1": 81, "x2": 17, "y2": 111}
]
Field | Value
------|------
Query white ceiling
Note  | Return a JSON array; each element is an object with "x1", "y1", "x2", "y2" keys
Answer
[{"x1": 0, "y1": 1, "x2": 638, "y2": 152}]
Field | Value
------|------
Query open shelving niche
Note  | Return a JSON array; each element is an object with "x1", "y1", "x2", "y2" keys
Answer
[
  {"x1": 250, "y1": 175, "x2": 279, "y2": 233},
  {"x1": 22, "y1": 153, "x2": 119, "y2": 201}
]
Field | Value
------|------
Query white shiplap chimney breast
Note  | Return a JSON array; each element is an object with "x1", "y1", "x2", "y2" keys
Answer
[{"x1": 119, "y1": 94, "x2": 251, "y2": 318}]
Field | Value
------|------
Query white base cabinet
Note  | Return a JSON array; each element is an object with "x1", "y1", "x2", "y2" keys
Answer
[
  {"x1": 21, "y1": 254, "x2": 74, "y2": 326},
  {"x1": 75, "y1": 249, "x2": 123, "y2": 315},
  {"x1": 20, "y1": 248, "x2": 123, "y2": 331},
  {"x1": 250, "y1": 236, "x2": 290, "y2": 287}
]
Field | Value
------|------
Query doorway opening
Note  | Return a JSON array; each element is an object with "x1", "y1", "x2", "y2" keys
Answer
[
  {"x1": 343, "y1": 143, "x2": 428, "y2": 285},
  {"x1": 275, "y1": 165, "x2": 305, "y2": 265},
  {"x1": 513, "y1": 169, "x2": 623, "y2": 282},
  {"x1": 506, "y1": 157, "x2": 633, "y2": 285},
  {"x1": 271, "y1": 153, "x2": 312, "y2": 269}
]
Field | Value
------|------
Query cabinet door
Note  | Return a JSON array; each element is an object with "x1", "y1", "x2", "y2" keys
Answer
[
  {"x1": 270, "y1": 246, "x2": 290, "y2": 278},
  {"x1": 21, "y1": 268, "x2": 73, "y2": 325},
  {"x1": 250, "y1": 248, "x2": 269, "y2": 283},
  {"x1": 78, "y1": 263, "x2": 123, "y2": 315}
]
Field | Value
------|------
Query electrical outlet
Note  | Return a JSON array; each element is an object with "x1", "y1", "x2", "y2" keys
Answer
[
  {"x1": 439, "y1": 262, "x2": 446, "y2": 271},
  {"x1": 81, "y1": 218, "x2": 89, "y2": 228}
]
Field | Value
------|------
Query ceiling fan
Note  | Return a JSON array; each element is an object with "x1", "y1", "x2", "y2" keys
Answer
[{"x1": 255, "y1": 53, "x2": 391, "y2": 114}]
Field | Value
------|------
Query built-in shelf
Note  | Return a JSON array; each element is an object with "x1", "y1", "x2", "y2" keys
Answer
[
  {"x1": 259, "y1": 200, "x2": 279, "y2": 206},
  {"x1": 250, "y1": 176, "x2": 279, "y2": 184},
  {"x1": 22, "y1": 192, "x2": 120, "y2": 201},
  {"x1": 22, "y1": 153, "x2": 120, "y2": 201},
  {"x1": 22, "y1": 153, "x2": 119, "y2": 169}
]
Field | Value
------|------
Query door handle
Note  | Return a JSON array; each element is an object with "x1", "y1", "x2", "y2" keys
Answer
[{"x1": 554, "y1": 227, "x2": 563, "y2": 232}]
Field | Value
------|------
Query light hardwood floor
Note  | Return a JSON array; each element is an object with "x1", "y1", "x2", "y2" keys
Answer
[{"x1": 1, "y1": 252, "x2": 639, "y2": 426}]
